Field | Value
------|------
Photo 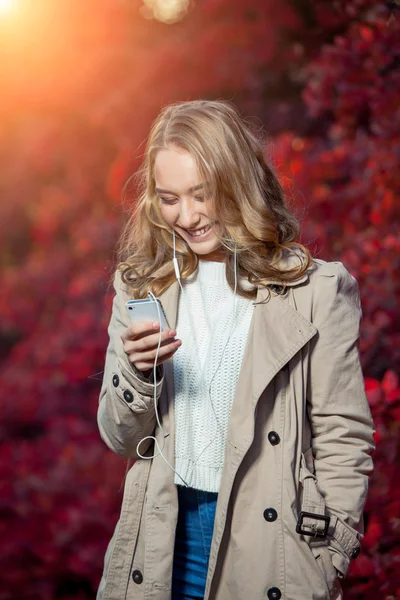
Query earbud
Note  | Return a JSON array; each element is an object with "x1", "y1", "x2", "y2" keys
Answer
[
  {"x1": 173, "y1": 258, "x2": 181, "y2": 281},
  {"x1": 172, "y1": 230, "x2": 182, "y2": 283}
]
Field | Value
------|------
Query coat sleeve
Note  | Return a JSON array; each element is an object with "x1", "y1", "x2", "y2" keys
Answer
[
  {"x1": 307, "y1": 262, "x2": 375, "y2": 576},
  {"x1": 97, "y1": 270, "x2": 164, "y2": 458}
]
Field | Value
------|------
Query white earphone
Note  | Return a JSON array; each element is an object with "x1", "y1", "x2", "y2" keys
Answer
[
  {"x1": 173, "y1": 234, "x2": 182, "y2": 284},
  {"x1": 135, "y1": 228, "x2": 238, "y2": 487}
]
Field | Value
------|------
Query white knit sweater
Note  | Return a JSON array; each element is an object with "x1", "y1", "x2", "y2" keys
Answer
[{"x1": 173, "y1": 260, "x2": 254, "y2": 492}]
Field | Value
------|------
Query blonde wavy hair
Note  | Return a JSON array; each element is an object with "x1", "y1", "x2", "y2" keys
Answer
[{"x1": 117, "y1": 99, "x2": 311, "y2": 299}]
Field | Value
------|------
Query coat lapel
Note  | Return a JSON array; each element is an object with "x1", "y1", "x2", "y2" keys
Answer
[
  {"x1": 250, "y1": 286, "x2": 317, "y2": 408},
  {"x1": 225, "y1": 285, "x2": 317, "y2": 451},
  {"x1": 233, "y1": 250, "x2": 316, "y2": 421}
]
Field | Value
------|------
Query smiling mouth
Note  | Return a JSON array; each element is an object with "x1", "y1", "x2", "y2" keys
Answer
[{"x1": 185, "y1": 224, "x2": 212, "y2": 238}]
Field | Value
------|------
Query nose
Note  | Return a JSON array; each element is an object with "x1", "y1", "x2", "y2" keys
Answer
[{"x1": 177, "y1": 198, "x2": 201, "y2": 230}]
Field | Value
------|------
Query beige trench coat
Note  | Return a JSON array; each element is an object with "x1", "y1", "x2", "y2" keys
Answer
[{"x1": 96, "y1": 256, "x2": 375, "y2": 600}]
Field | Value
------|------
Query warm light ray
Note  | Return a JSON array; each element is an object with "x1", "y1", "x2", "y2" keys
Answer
[{"x1": 0, "y1": 0, "x2": 15, "y2": 12}]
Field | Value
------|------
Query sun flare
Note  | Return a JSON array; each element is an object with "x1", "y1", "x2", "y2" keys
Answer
[{"x1": 0, "y1": 0, "x2": 15, "y2": 12}]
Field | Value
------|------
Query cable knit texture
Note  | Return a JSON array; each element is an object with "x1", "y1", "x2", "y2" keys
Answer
[{"x1": 173, "y1": 260, "x2": 254, "y2": 492}]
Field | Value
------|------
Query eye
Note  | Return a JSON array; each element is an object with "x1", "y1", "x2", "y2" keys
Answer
[
  {"x1": 194, "y1": 196, "x2": 204, "y2": 201},
  {"x1": 159, "y1": 197, "x2": 177, "y2": 205}
]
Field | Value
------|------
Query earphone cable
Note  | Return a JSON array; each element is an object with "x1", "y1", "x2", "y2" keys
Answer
[
  {"x1": 135, "y1": 229, "x2": 239, "y2": 489},
  {"x1": 135, "y1": 289, "x2": 189, "y2": 487}
]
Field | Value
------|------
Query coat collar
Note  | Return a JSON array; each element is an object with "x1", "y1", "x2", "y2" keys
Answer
[
  {"x1": 160, "y1": 248, "x2": 310, "y2": 330},
  {"x1": 255, "y1": 248, "x2": 309, "y2": 296}
]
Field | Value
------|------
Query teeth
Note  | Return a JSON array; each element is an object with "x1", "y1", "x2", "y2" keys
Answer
[{"x1": 189, "y1": 225, "x2": 210, "y2": 237}]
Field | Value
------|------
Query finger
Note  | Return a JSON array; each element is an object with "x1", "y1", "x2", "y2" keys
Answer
[
  {"x1": 157, "y1": 347, "x2": 181, "y2": 364},
  {"x1": 123, "y1": 321, "x2": 162, "y2": 342},
  {"x1": 133, "y1": 329, "x2": 177, "y2": 352},
  {"x1": 122, "y1": 329, "x2": 176, "y2": 355},
  {"x1": 133, "y1": 345, "x2": 181, "y2": 371},
  {"x1": 130, "y1": 338, "x2": 181, "y2": 366}
]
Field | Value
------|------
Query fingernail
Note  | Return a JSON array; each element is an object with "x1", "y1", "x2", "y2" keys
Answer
[
  {"x1": 153, "y1": 322, "x2": 160, "y2": 328},
  {"x1": 169, "y1": 330, "x2": 176, "y2": 337}
]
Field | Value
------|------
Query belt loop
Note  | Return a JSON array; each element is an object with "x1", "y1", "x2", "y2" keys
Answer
[{"x1": 297, "y1": 450, "x2": 329, "y2": 538}]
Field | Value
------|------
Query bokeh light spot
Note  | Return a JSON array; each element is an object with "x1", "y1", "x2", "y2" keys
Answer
[
  {"x1": 142, "y1": 0, "x2": 191, "y2": 24},
  {"x1": 291, "y1": 137, "x2": 305, "y2": 152}
]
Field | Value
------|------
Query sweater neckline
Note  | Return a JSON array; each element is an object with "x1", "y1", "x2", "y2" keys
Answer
[
  {"x1": 196, "y1": 260, "x2": 226, "y2": 285},
  {"x1": 184, "y1": 259, "x2": 256, "y2": 291}
]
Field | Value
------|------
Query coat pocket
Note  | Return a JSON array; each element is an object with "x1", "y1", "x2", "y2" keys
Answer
[{"x1": 310, "y1": 544, "x2": 343, "y2": 600}]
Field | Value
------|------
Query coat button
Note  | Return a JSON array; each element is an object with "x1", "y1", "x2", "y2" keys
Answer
[
  {"x1": 132, "y1": 569, "x2": 143, "y2": 584},
  {"x1": 263, "y1": 508, "x2": 278, "y2": 522},
  {"x1": 123, "y1": 389, "x2": 134, "y2": 403},
  {"x1": 268, "y1": 431, "x2": 280, "y2": 446},
  {"x1": 267, "y1": 587, "x2": 281, "y2": 600},
  {"x1": 351, "y1": 546, "x2": 360, "y2": 559},
  {"x1": 112, "y1": 374, "x2": 119, "y2": 387}
]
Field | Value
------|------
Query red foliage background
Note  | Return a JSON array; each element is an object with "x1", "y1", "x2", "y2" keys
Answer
[{"x1": 0, "y1": 0, "x2": 399, "y2": 598}]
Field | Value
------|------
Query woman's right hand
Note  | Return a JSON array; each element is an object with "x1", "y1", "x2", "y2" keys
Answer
[{"x1": 121, "y1": 321, "x2": 182, "y2": 378}]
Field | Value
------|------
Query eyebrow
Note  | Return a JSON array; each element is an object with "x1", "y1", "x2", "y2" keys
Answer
[{"x1": 154, "y1": 183, "x2": 208, "y2": 195}]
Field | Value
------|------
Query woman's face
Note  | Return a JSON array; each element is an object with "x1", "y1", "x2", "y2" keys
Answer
[{"x1": 154, "y1": 146, "x2": 225, "y2": 262}]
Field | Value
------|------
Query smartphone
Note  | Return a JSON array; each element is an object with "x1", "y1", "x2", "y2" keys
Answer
[{"x1": 125, "y1": 297, "x2": 170, "y2": 331}]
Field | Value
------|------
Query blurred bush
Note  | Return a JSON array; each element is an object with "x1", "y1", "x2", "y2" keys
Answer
[{"x1": 0, "y1": 0, "x2": 398, "y2": 598}]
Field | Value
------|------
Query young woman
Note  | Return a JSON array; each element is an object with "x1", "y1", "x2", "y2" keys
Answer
[{"x1": 96, "y1": 100, "x2": 375, "y2": 600}]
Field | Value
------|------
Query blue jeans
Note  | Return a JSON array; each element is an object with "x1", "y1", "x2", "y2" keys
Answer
[{"x1": 172, "y1": 486, "x2": 218, "y2": 600}]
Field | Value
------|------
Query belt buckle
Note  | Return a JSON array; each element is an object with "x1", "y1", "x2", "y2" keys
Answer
[{"x1": 296, "y1": 511, "x2": 330, "y2": 538}]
